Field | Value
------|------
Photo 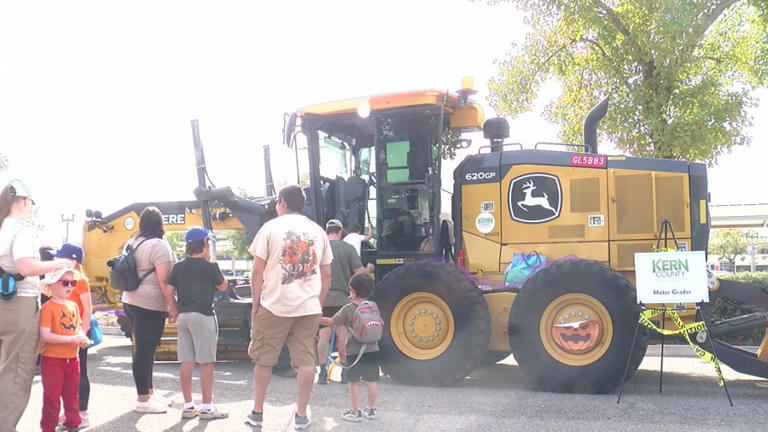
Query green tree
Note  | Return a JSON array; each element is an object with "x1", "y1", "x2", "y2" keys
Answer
[
  {"x1": 488, "y1": 0, "x2": 768, "y2": 163},
  {"x1": 709, "y1": 228, "x2": 751, "y2": 269},
  {"x1": 165, "y1": 232, "x2": 186, "y2": 260},
  {"x1": 226, "y1": 230, "x2": 254, "y2": 260}
]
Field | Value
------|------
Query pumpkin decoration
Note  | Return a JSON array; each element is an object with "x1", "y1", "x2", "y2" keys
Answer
[{"x1": 552, "y1": 320, "x2": 601, "y2": 353}]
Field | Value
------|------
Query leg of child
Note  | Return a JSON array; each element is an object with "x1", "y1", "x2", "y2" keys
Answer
[
  {"x1": 180, "y1": 361, "x2": 195, "y2": 404},
  {"x1": 40, "y1": 357, "x2": 63, "y2": 432},
  {"x1": 200, "y1": 362, "x2": 214, "y2": 404},
  {"x1": 62, "y1": 359, "x2": 81, "y2": 429},
  {"x1": 349, "y1": 379, "x2": 361, "y2": 411},
  {"x1": 364, "y1": 380, "x2": 378, "y2": 409}
]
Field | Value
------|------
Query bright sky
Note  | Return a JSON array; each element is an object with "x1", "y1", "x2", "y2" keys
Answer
[{"x1": 1, "y1": 0, "x2": 765, "y2": 247}]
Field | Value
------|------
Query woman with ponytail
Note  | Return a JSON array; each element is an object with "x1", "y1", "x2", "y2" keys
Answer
[{"x1": 0, "y1": 179, "x2": 74, "y2": 432}]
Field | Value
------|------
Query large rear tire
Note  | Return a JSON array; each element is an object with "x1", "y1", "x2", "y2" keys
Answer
[
  {"x1": 374, "y1": 261, "x2": 490, "y2": 386},
  {"x1": 509, "y1": 259, "x2": 647, "y2": 393}
]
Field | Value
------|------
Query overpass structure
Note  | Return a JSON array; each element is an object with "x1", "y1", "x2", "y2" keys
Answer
[{"x1": 710, "y1": 203, "x2": 768, "y2": 228}]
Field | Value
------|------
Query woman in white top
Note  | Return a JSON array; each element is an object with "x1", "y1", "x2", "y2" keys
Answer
[{"x1": 0, "y1": 179, "x2": 74, "y2": 432}]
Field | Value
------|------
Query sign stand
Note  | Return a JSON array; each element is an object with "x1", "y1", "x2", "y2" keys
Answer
[{"x1": 617, "y1": 220, "x2": 733, "y2": 406}]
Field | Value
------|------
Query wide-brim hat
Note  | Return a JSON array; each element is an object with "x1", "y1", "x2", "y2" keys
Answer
[{"x1": 40, "y1": 268, "x2": 81, "y2": 296}]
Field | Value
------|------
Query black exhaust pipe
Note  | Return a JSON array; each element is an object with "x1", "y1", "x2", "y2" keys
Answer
[
  {"x1": 583, "y1": 97, "x2": 609, "y2": 154},
  {"x1": 264, "y1": 145, "x2": 276, "y2": 196}
]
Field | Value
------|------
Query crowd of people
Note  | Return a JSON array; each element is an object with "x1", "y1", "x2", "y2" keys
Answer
[{"x1": 0, "y1": 180, "x2": 382, "y2": 432}]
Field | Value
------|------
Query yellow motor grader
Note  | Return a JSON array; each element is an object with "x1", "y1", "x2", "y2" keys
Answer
[{"x1": 83, "y1": 81, "x2": 768, "y2": 390}]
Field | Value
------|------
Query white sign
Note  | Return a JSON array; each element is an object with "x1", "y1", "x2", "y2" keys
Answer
[{"x1": 634, "y1": 251, "x2": 709, "y2": 304}]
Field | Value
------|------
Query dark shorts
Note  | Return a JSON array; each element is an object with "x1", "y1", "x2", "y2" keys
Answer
[{"x1": 345, "y1": 351, "x2": 380, "y2": 382}]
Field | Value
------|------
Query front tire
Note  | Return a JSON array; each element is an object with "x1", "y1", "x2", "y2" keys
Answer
[
  {"x1": 509, "y1": 259, "x2": 647, "y2": 393},
  {"x1": 374, "y1": 261, "x2": 490, "y2": 386}
]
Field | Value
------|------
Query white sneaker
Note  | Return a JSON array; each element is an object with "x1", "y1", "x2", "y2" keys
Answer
[
  {"x1": 135, "y1": 399, "x2": 168, "y2": 413},
  {"x1": 79, "y1": 411, "x2": 90, "y2": 428}
]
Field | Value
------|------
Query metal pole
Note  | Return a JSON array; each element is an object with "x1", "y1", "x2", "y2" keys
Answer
[{"x1": 61, "y1": 214, "x2": 74, "y2": 242}]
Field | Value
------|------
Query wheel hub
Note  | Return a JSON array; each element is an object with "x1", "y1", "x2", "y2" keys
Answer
[
  {"x1": 540, "y1": 293, "x2": 613, "y2": 366},
  {"x1": 391, "y1": 293, "x2": 454, "y2": 360}
]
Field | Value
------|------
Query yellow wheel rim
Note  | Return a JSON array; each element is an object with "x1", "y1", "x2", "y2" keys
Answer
[
  {"x1": 390, "y1": 292, "x2": 455, "y2": 360},
  {"x1": 540, "y1": 293, "x2": 613, "y2": 366}
]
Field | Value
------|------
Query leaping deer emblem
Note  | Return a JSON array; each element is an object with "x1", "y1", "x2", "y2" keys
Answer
[{"x1": 517, "y1": 180, "x2": 556, "y2": 213}]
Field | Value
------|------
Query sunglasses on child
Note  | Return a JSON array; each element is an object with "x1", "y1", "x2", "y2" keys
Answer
[{"x1": 58, "y1": 279, "x2": 77, "y2": 287}]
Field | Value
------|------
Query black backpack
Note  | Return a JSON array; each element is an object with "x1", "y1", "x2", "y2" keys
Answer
[{"x1": 107, "y1": 238, "x2": 155, "y2": 292}]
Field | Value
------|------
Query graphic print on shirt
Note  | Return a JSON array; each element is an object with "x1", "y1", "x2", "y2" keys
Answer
[
  {"x1": 279, "y1": 231, "x2": 318, "y2": 285},
  {"x1": 59, "y1": 309, "x2": 78, "y2": 331}
]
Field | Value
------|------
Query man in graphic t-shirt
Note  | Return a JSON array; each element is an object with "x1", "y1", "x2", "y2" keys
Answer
[{"x1": 245, "y1": 185, "x2": 332, "y2": 430}]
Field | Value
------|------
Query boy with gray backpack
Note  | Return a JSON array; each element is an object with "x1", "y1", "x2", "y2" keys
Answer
[{"x1": 319, "y1": 273, "x2": 383, "y2": 422}]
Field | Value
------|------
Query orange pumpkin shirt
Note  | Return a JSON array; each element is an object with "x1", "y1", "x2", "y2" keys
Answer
[{"x1": 40, "y1": 300, "x2": 82, "y2": 358}]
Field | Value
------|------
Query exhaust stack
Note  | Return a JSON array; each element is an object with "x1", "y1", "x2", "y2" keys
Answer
[{"x1": 583, "y1": 97, "x2": 609, "y2": 154}]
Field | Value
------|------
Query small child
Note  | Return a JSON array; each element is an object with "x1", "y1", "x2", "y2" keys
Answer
[
  {"x1": 167, "y1": 227, "x2": 229, "y2": 420},
  {"x1": 39, "y1": 268, "x2": 90, "y2": 432},
  {"x1": 319, "y1": 273, "x2": 380, "y2": 422}
]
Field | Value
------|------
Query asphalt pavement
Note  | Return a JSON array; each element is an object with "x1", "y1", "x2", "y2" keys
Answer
[{"x1": 17, "y1": 335, "x2": 768, "y2": 431}]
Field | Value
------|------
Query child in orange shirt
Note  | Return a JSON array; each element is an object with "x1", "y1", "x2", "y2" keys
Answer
[
  {"x1": 39, "y1": 268, "x2": 90, "y2": 432},
  {"x1": 53, "y1": 243, "x2": 94, "y2": 428}
]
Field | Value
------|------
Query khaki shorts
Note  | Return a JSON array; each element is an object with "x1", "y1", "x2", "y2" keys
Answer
[
  {"x1": 248, "y1": 306, "x2": 320, "y2": 367},
  {"x1": 177, "y1": 312, "x2": 218, "y2": 364}
]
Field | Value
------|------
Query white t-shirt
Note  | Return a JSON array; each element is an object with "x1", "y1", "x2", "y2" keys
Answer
[
  {"x1": 0, "y1": 217, "x2": 39, "y2": 297},
  {"x1": 342, "y1": 232, "x2": 365, "y2": 257},
  {"x1": 248, "y1": 214, "x2": 333, "y2": 317}
]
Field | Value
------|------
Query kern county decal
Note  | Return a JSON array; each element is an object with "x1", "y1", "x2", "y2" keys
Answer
[
  {"x1": 634, "y1": 251, "x2": 708, "y2": 304},
  {"x1": 508, "y1": 173, "x2": 562, "y2": 224}
]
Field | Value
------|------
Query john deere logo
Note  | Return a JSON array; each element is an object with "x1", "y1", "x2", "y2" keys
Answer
[{"x1": 508, "y1": 174, "x2": 562, "y2": 224}]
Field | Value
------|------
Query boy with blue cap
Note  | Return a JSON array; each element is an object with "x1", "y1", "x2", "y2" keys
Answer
[{"x1": 166, "y1": 227, "x2": 229, "y2": 420}]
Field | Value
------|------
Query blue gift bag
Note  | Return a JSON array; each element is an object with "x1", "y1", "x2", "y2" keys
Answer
[
  {"x1": 88, "y1": 316, "x2": 103, "y2": 348},
  {"x1": 503, "y1": 252, "x2": 546, "y2": 288}
]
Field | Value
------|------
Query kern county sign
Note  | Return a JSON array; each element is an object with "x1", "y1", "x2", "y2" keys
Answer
[{"x1": 634, "y1": 251, "x2": 708, "y2": 304}]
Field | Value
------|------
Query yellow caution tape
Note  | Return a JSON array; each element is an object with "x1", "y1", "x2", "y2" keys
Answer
[{"x1": 639, "y1": 308, "x2": 724, "y2": 386}]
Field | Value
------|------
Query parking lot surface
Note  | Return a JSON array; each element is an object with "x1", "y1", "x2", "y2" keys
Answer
[{"x1": 17, "y1": 335, "x2": 768, "y2": 431}]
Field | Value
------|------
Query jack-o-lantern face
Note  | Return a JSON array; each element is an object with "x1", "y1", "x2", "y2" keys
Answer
[{"x1": 552, "y1": 320, "x2": 601, "y2": 353}]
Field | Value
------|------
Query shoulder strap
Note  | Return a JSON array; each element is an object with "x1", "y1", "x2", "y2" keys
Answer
[
  {"x1": 132, "y1": 238, "x2": 156, "y2": 280},
  {"x1": 339, "y1": 344, "x2": 367, "y2": 369}
]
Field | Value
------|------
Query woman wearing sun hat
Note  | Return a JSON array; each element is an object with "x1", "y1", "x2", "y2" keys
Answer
[{"x1": 0, "y1": 179, "x2": 74, "y2": 432}]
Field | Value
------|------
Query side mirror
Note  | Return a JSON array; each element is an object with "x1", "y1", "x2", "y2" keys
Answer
[{"x1": 283, "y1": 113, "x2": 297, "y2": 148}]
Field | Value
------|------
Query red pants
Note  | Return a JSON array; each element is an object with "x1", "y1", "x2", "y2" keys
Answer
[{"x1": 40, "y1": 356, "x2": 80, "y2": 432}]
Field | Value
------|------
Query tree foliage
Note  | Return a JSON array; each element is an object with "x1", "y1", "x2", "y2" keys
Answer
[
  {"x1": 226, "y1": 230, "x2": 254, "y2": 260},
  {"x1": 709, "y1": 228, "x2": 751, "y2": 267},
  {"x1": 488, "y1": 0, "x2": 768, "y2": 163},
  {"x1": 165, "y1": 232, "x2": 186, "y2": 260}
]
